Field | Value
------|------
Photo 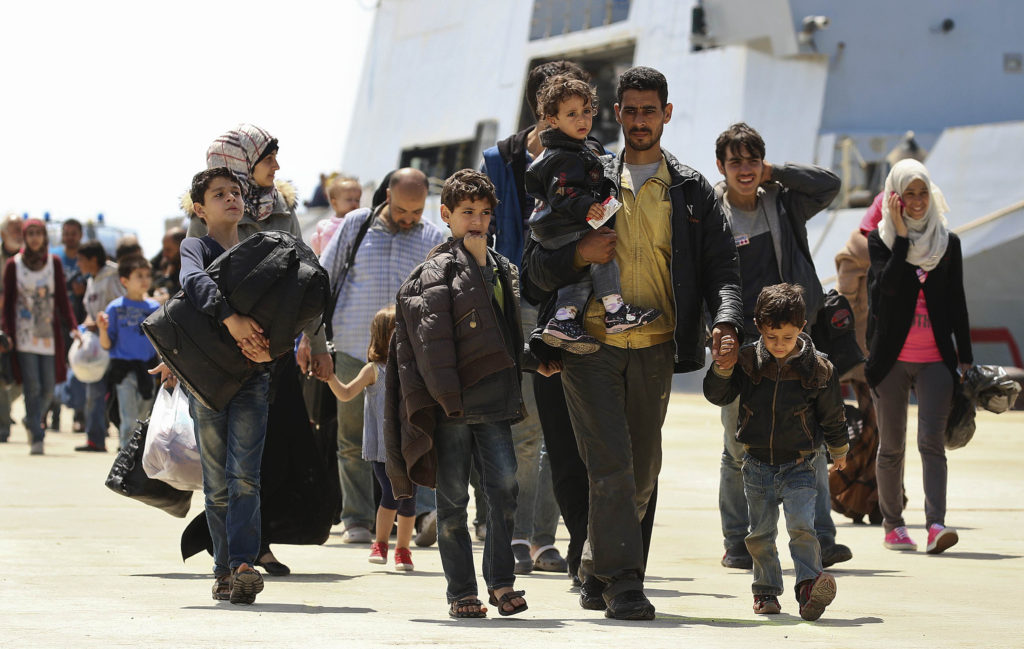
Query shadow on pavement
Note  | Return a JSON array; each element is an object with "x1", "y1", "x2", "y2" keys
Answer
[
  {"x1": 825, "y1": 567, "x2": 905, "y2": 577},
  {"x1": 411, "y1": 617, "x2": 567, "y2": 629},
  {"x1": 646, "y1": 588, "x2": 737, "y2": 600},
  {"x1": 939, "y1": 551, "x2": 1021, "y2": 561},
  {"x1": 134, "y1": 572, "x2": 355, "y2": 583},
  {"x1": 584, "y1": 613, "x2": 884, "y2": 628},
  {"x1": 183, "y1": 604, "x2": 374, "y2": 614}
]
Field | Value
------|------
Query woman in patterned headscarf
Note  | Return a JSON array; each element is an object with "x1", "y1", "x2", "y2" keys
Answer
[{"x1": 185, "y1": 124, "x2": 301, "y2": 240}]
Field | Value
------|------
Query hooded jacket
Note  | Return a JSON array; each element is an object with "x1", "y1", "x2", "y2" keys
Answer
[
  {"x1": 524, "y1": 128, "x2": 614, "y2": 243},
  {"x1": 523, "y1": 149, "x2": 743, "y2": 373},
  {"x1": 704, "y1": 333, "x2": 849, "y2": 465},
  {"x1": 384, "y1": 239, "x2": 526, "y2": 498}
]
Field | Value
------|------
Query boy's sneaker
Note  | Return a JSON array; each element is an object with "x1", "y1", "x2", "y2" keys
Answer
[
  {"x1": 820, "y1": 542, "x2": 853, "y2": 568},
  {"x1": 721, "y1": 547, "x2": 753, "y2": 570},
  {"x1": 394, "y1": 547, "x2": 414, "y2": 571},
  {"x1": 926, "y1": 524, "x2": 959, "y2": 554},
  {"x1": 797, "y1": 571, "x2": 837, "y2": 621},
  {"x1": 883, "y1": 526, "x2": 918, "y2": 551},
  {"x1": 753, "y1": 594, "x2": 781, "y2": 615},
  {"x1": 211, "y1": 573, "x2": 232, "y2": 601},
  {"x1": 229, "y1": 564, "x2": 264, "y2": 605},
  {"x1": 541, "y1": 317, "x2": 600, "y2": 355},
  {"x1": 604, "y1": 304, "x2": 661, "y2": 334},
  {"x1": 368, "y1": 541, "x2": 388, "y2": 564},
  {"x1": 29, "y1": 441, "x2": 43, "y2": 455}
]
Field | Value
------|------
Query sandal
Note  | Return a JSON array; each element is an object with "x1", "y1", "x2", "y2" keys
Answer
[
  {"x1": 488, "y1": 589, "x2": 528, "y2": 616},
  {"x1": 449, "y1": 597, "x2": 487, "y2": 619}
]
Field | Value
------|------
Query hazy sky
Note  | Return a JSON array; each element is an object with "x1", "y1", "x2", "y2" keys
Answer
[{"x1": 1, "y1": 0, "x2": 375, "y2": 255}]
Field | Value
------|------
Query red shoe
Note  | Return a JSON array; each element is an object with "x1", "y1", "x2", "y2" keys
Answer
[
  {"x1": 926, "y1": 524, "x2": 959, "y2": 554},
  {"x1": 368, "y1": 541, "x2": 388, "y2": 564},
  {"x1": 394, "y1": 547, "x2": 413, "y2": 571}
]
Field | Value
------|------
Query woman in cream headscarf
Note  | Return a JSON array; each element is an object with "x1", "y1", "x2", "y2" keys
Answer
[{"x1": 865, "y1": 159, "x2": 972, "y2": 556}]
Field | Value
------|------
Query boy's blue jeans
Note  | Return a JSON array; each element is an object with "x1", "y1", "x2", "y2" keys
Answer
[
  {"x1": 115, "y1": 373, "x2": 154, "y2": 450},
  {"x1": 434, "y1": 418, "x2": 518, "y2": 603},
  {"x1": 188, "y1": 371, "x2": 270, "y2": 576},
  {"x1": 743, "y1": 452, "x2": 822, "y2": 597}
]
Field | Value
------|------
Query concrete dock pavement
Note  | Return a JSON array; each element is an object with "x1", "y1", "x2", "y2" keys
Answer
[{"x1": 1, "y1": 394, "x2": 1022, "y2": 649}]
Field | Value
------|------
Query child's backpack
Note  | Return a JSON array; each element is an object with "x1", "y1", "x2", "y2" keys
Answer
[{"x1": 143, "y1": 231, "x2": 330, "y2": 411}]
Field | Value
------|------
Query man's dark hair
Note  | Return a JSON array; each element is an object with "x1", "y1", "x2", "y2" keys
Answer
[
  {"x1": 537, "y1": 75, "x2": 597, "y2": 120},
  {"x1": 62, "y1": 218, "x2": 83, "y2": 233},
  {"x1": 615, "y1": 66, "x2": 669, "y2": 107},
  {"x1": 117, "y1": 254, "x2": 150, "y2": 280},
  {"x1": 441, "y1": 169, "x2": 497, "y2": 210},
  {"x1": 754, "y1": 283, "x2": 806, "y2": 330},
  {"x1": 715, "y1": 122, "x2": 766, "y2": 163},
  {"x1": 77, "y1": 240, "x2": 107, "y2": 266},
  {"x1": 190, "y1": 167, "x2": 241, "y2": 206},
  {"x1": 525, "y1": 60, "x2": 590, "y2": 119}
]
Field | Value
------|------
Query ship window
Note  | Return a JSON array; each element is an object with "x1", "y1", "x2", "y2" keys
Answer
[
  {"x1": 518, "y1": 43, "x2": 635, "y2": 149},
  {"x1": 529, "y1": 0, "x2": 631, "y2": 41},
  {"x1": 399, "y1": 139, "x2": 475, "y2": 190}
]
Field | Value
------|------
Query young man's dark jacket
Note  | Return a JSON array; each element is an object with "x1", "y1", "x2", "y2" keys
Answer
[
  {"x1": 865, "y1": 231, "x2": 972, "y2": 388},
  {"x1": 704, "y1": 333, "x2": 849, "y2": 465},
  {"x1": 524, "y1": 128, "x2": 614, "y2": 243},
  {"x1": 384, "y1": 238, "x2": 527, "y2": 498},
  {"x1": 523, "y1": 150, "x2": 744, "y2": 373},
  {"x1": 714, "y1": 163, "x2": 840, "y2": 332}
]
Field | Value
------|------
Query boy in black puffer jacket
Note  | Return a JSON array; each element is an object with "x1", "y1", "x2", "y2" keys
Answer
[
  {"x1": 524, "y1": 75, "x2": 660, "y2": 354},
  {"x1": 704, "y1": 283, "x2": 848, "y2": 621}
]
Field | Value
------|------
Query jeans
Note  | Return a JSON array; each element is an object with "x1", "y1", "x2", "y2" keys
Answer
[
  {"x1": 115, "y1": 373, "x2": 154, "y2": 451},
  {"x1": 873, "y1": 360, "x2": 953, "y2": 531},
  {"x1": 561, "y1": 341, "x2": 674, "y2": 600},
  {"x1": 189, "y1": 371, "x2": 270, "y2": 575},
  {"x1": 84, "y1": 378, "x2": 109, "y2": 448},
  {"x1": 0, "y1": 382, "x2": 22, "y2": 441},
  {"x1": 743, "y1": 452, "x2": 821, "y2": 596},
  {"x1": 434, "y1": 418, "x2": 518, "y2": 603},
  {"x1": 511, "y1": 302, "x2": 560, "y2": 548},
  {"x1": 719, "y1": 398, "x2": 837, "y2": 552},
  {"x1": 18, "y1": 352, "x2": 56, "y2": 444},
  {"x1": 335, "y1": 351, "x2": 375, "y2": 530},
  {"x1": 415, "y1": 486, "x2": 436, "y2": 518}
]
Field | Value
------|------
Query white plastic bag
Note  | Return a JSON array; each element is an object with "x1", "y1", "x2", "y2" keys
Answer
[
  {"x1": 68, "y1": 331, "x2": 110, "y2": 383},
  {"x1": 143, "y1": 384, "x2": 203, "y2": 491}
]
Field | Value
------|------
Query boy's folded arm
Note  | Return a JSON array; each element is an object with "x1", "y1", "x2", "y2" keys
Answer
[{"x1": 399, "y1": 264, "x2": 464, "y2": 416}]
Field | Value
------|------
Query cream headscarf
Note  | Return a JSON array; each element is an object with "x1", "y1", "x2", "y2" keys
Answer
[
  {"x1": 206, "y1": 124, "x2": 282, "y2": 222},
  {"x1": 877, "y1": 159, "x2": 950, "y2": 271}
]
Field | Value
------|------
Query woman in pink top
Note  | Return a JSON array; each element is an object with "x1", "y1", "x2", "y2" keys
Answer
[{"x1": 865, "y1": 160, "x2": 972, "y2": 555}]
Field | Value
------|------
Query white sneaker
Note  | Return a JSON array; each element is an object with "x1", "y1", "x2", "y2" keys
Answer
[
  {"x1": 341, "y1": 526, "x2": 373, "y2": 544},
  {"x1": 29, "y1": 441, "x2": 43, "y2": 455}
]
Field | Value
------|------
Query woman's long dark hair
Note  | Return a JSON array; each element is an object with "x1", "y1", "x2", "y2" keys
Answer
[{"x1": 21, "y1": 223, "x2": 49, "y2": 271}]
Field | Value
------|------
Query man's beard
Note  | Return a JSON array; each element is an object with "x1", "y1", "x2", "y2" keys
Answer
[{"x1": 625, "y1": 127, "x2": 660, "y2": 152}]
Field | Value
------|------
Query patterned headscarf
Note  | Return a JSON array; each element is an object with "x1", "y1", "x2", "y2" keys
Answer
[
  {"x1": 206, "y1": 124, "x2": 280, "y2": 221},
  {"x1": 877, "y1": 159, "x2": 950, "y2": 272}
]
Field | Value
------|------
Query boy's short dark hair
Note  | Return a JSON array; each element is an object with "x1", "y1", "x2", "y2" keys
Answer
[
  {"x1": 77, "y1": 240, "x2": 107, "y2": 265},
  {"x1": 441, "y1": 169, "x2": 497, "y2": 211},
  {"x1": 116, "y1": 237, "x2": 142, "y2": 261},
  {"x1": 118, "y1": 254, "x2": 151, "y2": 280},
  {"x1": 755, "y1": 283, "x2": 806, "y2": 330},
  {"x1": 715, "y1": 122, "x2": 766, "y2": 163},
  {"x1": 537, "y1": 75, "x2": 597, "y2": 120},
  {"x1": 526, "y1": 60, "x2": 590, "y2": 119},
  {"x1": 190, "y1": 167, "x2": 241, "y2": 206},
  {"x1": 616, "y1": 66, "x2": 668, "y2": 107},
  {"x1": 62, "y1": 218, "x2": 83, "y2": 233}
]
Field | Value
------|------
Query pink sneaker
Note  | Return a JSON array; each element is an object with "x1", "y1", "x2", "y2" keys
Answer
[
  {"x1": 926, "y1": 524, "x2": 959, "y2": 554},
  {"x1": 394, "y1": 547, "x2": 414, "y2": 572},
  {"x1": 368, "y1": 541, "x2": 388, "y2": 564},
  {"x1": 883, "y1": 526, "x2": 918, "y2": 551}
]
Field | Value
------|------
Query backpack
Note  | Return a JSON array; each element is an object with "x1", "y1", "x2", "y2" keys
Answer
[
  {"x1": 143, "y1": 231, "x2": 330, "y2": 411},
  {"x1": 811, "y1": 289, "x2": 864, "y2": 378}
]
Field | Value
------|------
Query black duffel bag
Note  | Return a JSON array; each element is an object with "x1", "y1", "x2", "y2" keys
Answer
[
  {"x1": 143, "y1": 231, "x2": 330, "y2": 411},
  {"x1": 105, "y1": 418, "x2": 192, "y2": 518}
]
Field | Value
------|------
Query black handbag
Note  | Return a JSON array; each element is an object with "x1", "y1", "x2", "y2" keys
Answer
[
  {"x1": 104, "y1": 418, "x2": 193, "y2": 518},
  {"x1": 944, "y1": 382, "x2": 977, "y2": 450}
]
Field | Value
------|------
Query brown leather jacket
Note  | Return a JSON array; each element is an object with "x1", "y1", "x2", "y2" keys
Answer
[{"x1": 384, "y1": 238, "x2": 525, "y2": 497}]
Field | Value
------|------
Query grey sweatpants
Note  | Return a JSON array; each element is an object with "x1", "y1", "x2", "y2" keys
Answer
[{"x1": 872, "y1": 361, "x2": 954, "y2": 532}]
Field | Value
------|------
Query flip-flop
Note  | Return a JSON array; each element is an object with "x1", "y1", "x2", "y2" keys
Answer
[
  {"x1": 488, "y1": 589, "x2": 528, "y2": 616},
  {"x1": 449, "y1": 597, "x2": 487, "y2": 619}
]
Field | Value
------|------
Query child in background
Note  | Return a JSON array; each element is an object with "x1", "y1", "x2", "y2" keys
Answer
[
  {"x1": 525, "y1": 74, "x2": 660, "y2": 354},
  {"x1": 703, "y1": 283, "x2": 848, "y2": 621},
  {"x1": 323, "y1": 304, "x2": 415, "y2": 571},
  {"x1": 97, "y1": 255, "x2": 160, "y2": 449},
  {"x1": 311, "y1": 175, "x2": 362, "y2": 255}
]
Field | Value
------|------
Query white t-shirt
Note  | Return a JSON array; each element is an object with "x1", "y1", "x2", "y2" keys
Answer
[{"x1": 14, "y1": 253, "x2": 56, "y2": 355}]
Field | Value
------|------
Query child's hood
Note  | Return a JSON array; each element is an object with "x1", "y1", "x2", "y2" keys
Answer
[{"x1": 737, "y1": 332, "x2": 833, "y2": 389}]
